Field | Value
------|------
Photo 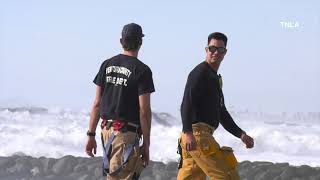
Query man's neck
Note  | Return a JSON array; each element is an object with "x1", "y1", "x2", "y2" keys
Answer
[
  {"x1": 122, "y1": 50, "x2": 139, "y2": 58},
  {"x1": 205, "y1": 60, "x2": 220, "y2": 72}
]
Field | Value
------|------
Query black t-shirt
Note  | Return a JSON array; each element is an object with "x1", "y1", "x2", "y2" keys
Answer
[
  {"x1": 93, "y1": 54, "x2": 155, "y2": 125},
  {"x1": 180, "y1": 61, "x2": 243, "y2": 138}
]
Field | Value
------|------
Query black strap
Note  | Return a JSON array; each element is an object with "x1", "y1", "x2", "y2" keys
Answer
[
  {"x1": 102, "y1": 131, "x2": 140, "y2": 177},
  {"x1": 177, "y1": 138, "x2": 183, "y2": 169},
  {"x1": 102, "y1": 132, "x2": 115, "y2": 176},
  {"x1": 109, "y1": 136, "x2": 140, "y2": 176}
]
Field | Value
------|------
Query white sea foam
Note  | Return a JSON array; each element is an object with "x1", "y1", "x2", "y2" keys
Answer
[{"x1": 0, "y1": 107, "x2": 319, "y2": 166}]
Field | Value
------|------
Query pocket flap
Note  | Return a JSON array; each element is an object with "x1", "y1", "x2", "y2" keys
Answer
[{"x1": 221, "y1": 146, "x2": 233, "y2": 152}]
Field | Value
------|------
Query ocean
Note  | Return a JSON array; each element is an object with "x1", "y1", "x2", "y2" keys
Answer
[{"x1": 0, "y1": 107, "x2": 319, "y2": 167}]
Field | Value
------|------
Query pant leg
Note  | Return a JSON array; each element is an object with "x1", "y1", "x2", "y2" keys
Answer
[
  {"x1": 177, "y1": 133, "x2": 207, "y2": 180},
  {"x1": 177, "y1": 158, "x2": 206, "y2": 180},
  {"x1": 190, "y1": 134, "x2": 240, "y2": 180},
  {"x1": 178, "y1": 132, "x2": 240, "y2": 180},
  {"x1": 191, "y1": 155, "x2": 239, "y2": 180},
  {"x1": 102, "y1": 129, "x2": 143, "y2": 180}
]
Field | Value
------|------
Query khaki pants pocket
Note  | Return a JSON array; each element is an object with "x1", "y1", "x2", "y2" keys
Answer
[{"x1": 199, "y1": 135, "x2": 220, "y2": 156}]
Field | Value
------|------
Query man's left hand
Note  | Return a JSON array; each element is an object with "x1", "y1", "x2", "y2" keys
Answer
[{"x1": 241, "y1": 132, "x2": 254, "y2": 148}]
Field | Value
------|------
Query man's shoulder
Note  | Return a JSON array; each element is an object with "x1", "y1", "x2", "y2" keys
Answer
[
  {"x1": 133, "y1": 57, "x2": 150, "y2": 68},
  {"x1": 131, "y1": 58, "x2": 152, "y2": 75},
  {"x1": 100, "y1": 55, "x2": 119, "y2": 65},
  {"x1": 106, "y1": 54, "x2": 122, "y2": 63},
  {"x1": 189, "y1": 62, "x2": 208, "y2": 79}
]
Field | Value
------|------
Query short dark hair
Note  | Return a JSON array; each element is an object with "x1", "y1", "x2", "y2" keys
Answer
[
  {"x1": 207, "y1": 32, "x2": 228, "y2": 47},
  {"x1": 120, "y1": 37, "x2": 142, "y2": 51}
]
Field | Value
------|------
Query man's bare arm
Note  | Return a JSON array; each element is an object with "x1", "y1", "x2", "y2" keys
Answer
[
  {"x1": 88, "y1": 86, "x2": 102, "y2": 132},
  {"x1": 85, "y1": 86, "x2": 102, "y2": 157},
  {"x1": 139, "y1": 93, "x2": 152, "y2": 166}
]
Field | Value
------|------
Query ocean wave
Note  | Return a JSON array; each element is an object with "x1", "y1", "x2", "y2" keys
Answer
[{"x1": 0, "y1": 107, "x2": 320, "y2": 166}]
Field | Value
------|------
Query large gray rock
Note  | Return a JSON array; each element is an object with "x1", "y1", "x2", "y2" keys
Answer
[
  {"x1": 52, "y1": 155, "x2": 77, "y2": 175},
  {"x1": 279, "y1": 166, "x2": 297, "y2": 180},
  {"x1": 0, "y1": 156, "x2": 319, "y2": 180},
  {"x1": 39, "y1": 157, "x2": 57, "y2": 174}
]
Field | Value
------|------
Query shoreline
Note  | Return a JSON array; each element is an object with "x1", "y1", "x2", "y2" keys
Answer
[{"x1": 0, "y1": 155, "x2": 320, "y2": 180}]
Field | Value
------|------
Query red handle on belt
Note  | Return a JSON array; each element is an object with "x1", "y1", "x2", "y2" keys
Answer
[{"x1": 100, "y1": 119, "x2": 127, "y2": 131}]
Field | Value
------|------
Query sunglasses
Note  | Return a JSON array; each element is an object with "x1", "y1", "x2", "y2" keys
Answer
[{"x1": 208, "y1": 46, "x2": 227, "y2": 54}]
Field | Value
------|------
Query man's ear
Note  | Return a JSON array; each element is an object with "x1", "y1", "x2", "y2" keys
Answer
[
  {"x1": 205, "y1": 47, "x2": 209, "y2": 53},
  {"x1": 224, "y1": 49, "x2": 228, "y2": 55},
  {"x1": 120, "y1": 38, "x2": 123, "y2": 45}
]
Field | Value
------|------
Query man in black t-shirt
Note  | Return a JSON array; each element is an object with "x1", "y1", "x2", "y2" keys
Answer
[
  {"x1": 177, "y1": 32, "x2": 254, "y2": 180},
  {"x1": 85, "y1": 23, "x2": 155, "y2": 180}
]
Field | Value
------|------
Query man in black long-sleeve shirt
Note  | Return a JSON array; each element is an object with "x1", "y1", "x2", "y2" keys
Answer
[{"x1": 177, "y1": 32, "x2": 254, "y2": 180}]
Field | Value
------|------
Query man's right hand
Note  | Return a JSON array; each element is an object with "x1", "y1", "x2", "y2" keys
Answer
[
  {"x1": 141, "y1": 143, "x2": 150, "y2": 167},
  {"x1": 184, "y1": 131, "x2": 196, "y2": 151},
  {"x1": 85, "y1": 137, "x2": 97, "y2": 157}
]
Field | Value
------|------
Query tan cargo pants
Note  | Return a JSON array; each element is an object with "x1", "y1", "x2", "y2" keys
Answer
[
  {"x1": 177, "y1": 123, "x2": 240, "y2": 180},
  {"x1": 101, "y1": 127, "x2": 143, "y2": 180}
]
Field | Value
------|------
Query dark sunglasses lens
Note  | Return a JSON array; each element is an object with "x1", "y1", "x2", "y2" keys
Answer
[
  {"x1": 217, "y1": 47, "x2": 226, "y2": 53},
  {"x1": 208, "y1": 46, "x2": 217, "y2": 53},
  {"x1": 208, "y1": 46, "x2": 226, "y2": 53}
]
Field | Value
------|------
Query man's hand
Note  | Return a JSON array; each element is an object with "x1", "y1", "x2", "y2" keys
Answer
[
  {"x1": 85, "y1": 136, "x2": 97, "y2": 157},
  {"x1": 86, "y1": 85, "x2": 101, "y2": 157},
  {"x1": 185, "y1": 131, "x2": 197, "y2": 151},
  {"x1": 141, "y1": 143, "x2": 150, "y2": 167},
  {"x1": 139, "y1": 93, "x2": 152, "y2": 167},
  {"x1": 241, "y1": 132, "x2": 254, "y2": 148}
]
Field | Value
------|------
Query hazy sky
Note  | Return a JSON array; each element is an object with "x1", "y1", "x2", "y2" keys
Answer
[{"x1": 1, "y1": 0, "x2": 319, "y2": 116}]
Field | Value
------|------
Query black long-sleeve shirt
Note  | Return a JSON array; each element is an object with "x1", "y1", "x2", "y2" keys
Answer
[{"x1": 181, "y1": 62, "x2": 243, "y2": 138}]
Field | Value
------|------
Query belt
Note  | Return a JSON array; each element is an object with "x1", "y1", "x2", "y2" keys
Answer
[
  {"x1": 192, "y1": 122, "x2": 215, "y2": 135},
  {"x1": 101, "y1": 119, "x2": 140, "y2": 133}
]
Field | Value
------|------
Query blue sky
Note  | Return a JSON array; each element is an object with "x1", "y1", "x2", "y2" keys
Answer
[{"x1": 1, "y1": 0, "x2": 319, "y2": 116}]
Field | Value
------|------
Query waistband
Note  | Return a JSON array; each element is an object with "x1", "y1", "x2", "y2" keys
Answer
[
  {"x1": 192, "y1": 122, "x2": 215, "y2": 135},
  {"x1": 101, "y1": 119, "x2": 140, "y2": 132}
]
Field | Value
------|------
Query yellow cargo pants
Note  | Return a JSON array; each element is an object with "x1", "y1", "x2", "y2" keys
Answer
[
  {"x1": 177, "y1": 123, "x2": 240, "y2": 180},
  {"x1": 101, "y1": 127, "x2": 143, "y2": 180}
]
